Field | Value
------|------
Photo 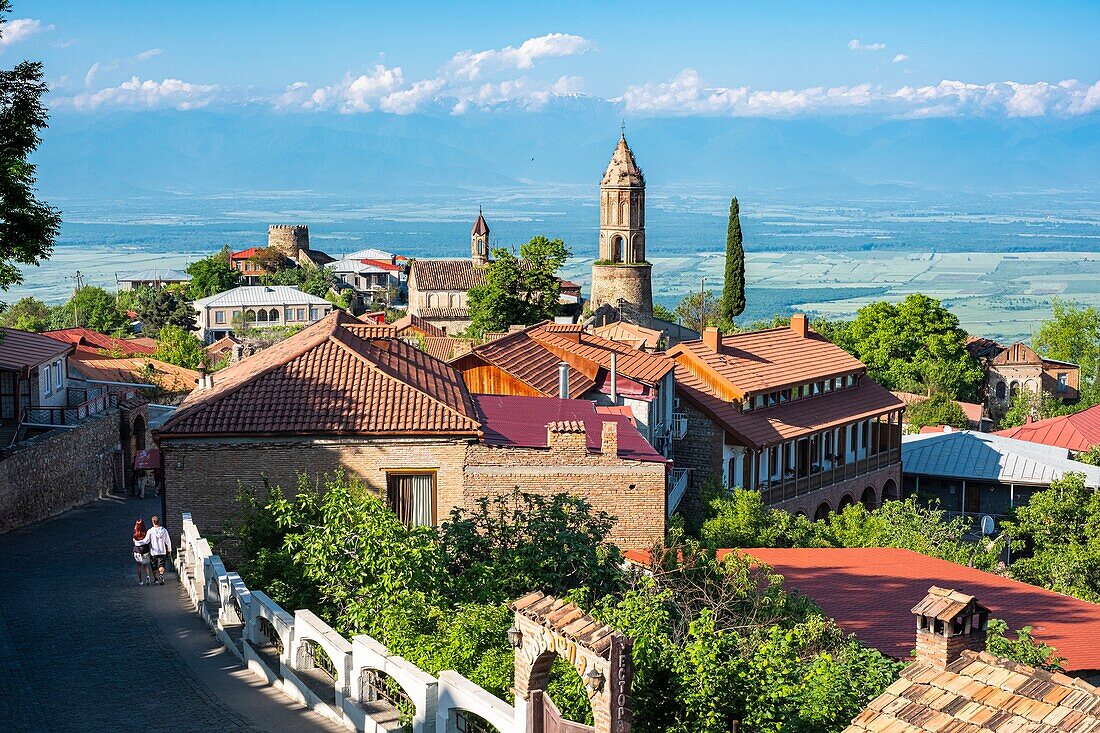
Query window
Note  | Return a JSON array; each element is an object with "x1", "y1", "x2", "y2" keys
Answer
[
  {"x1": 823, "y1": 380, "x2": 832, "y2": 393},
  {"x1": 310, "y1": 308, "x2": 319, "y2": 320},
  {"x1": 43, "y1": 363, "x2": 52, "y2": 395},
  {"x1": 54, "y1": 361, "x2": 63, "y2": 389},
  {"x1": 285, "y1": 308, "x2": 294, "y2": 321},
  {"x1": 834, "y1": 377, "x2": 844, "y2": 390},
  {"x1": 780, "y1": 389, "x2": 791, "y2": 403},
  {"x1": 1057, "y1": 373, "x2": 1068, "y2": 392},
  {"x1": 215, "y1": 310, "x2": 225, "y2": 324},
  {"x1": 754, "y1": 394, "x2": 765, "y2": 409},
  {"x1": 386, "y1": 472, "x2": 435, "y2": 527},
  {"x1": 846, "y1": 374, "x2": 856, "y2": 387},
  {"x1": 297, "y1": 308, "x2": 305, "y2": 320},
  {"x1": 268, "y1": 308, "x2": 279, "y2": 321},
  {"x1": 995, "y1": 381, "x2": 1006, "y2": 400},
  {"x1": 256, "y1": 309, "x2": 269, "y2": 322}
]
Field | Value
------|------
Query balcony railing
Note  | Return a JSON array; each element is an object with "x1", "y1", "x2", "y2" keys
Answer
[
  {"x1": 758, "y1": 447, "x2": 900, "y2": 505},
  {"x1": 667, "y1": 468, "x2": 690, "y2": 515},
  {"x1": 670, "y1": 413, "x2": 688, "y2": 440},
  {"x1": 22, "y1": 392, "x2": 118, "y2": 428}
]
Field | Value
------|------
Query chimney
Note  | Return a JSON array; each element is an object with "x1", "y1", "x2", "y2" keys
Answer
[
  {"x1": 558, "y1": 362, "x2": 570, "y2": 399},
  {"x1": 196, "y1": 365, "x2": 207, "y2": 391},
  {"x1": 790, "y1": 313, "x2": 808, "y2": 338},
  {"x1": 601, "y1": 421, "x2": 618, "y2": 457},
  {"x1": 702, "y1": 327, "x2": 721, "y2": 353},
  {"x1": 912, "y1": 586, "x2": 989, "y2": 668},
  {"x1": 609, "y1": 352, "x2": 619, "y2": 403}
]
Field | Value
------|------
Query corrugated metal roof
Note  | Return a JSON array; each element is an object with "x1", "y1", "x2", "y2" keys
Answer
[
  {"x1": 996, "y1": 404, "x2": 1100, "y2": 453},
  {"x1": 902, "y1": 429, "x2": 1100, "y2": 487},
  {"x1": 192, "y1": 285, "x2": 331, "y2": 309},
  {"x1": 0, "y1": 328, "x2": 73, "y2": 370},
  {"x1": 44, "y1": 328, "x2": 157, "y2": 356},
  {"x1": 116, "y1": 268, "x2": 191, "y2": 282}
]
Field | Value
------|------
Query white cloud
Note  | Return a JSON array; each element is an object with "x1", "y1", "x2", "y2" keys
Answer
[
  {"x1": 848, "y1": 38, "x2": 886, "y2": 52},
  {"x1": 893, "y1": 53, "x2": 908, "y2": 63},
  {"x1": 135, "y1": 48, "x2": 163, "y2": 61},
  {"x1": 448, "y1": 33, "x2": 592, "y2": 81},
  {"x1": 380, "y1": 77, "x2": 446, "y2": 114},
  {"x1": 84, "y1": 62, "x2": 101, "y2": 88},
  {"x1": 0, "y1": 18, "x2": 53, "y2": 48},
  {"x1": 622, "y1": 70, "x2": 1100, "y2": 118},
  {"x1": 71, "y1": 76, "x2": 223, "y2": 111},
  {"x1": 280, "y1": 65, "x2": 406, "y2": 112}
]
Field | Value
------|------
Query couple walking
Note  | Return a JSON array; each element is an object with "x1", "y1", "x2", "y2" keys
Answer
[{"x1": 133, "y1": 516, "x2": 172, "y2": 586}]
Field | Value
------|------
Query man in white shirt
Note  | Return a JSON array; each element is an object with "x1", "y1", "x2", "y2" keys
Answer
[{"x1": 146, "y1": 515, "x2": 173, "y2": 586}]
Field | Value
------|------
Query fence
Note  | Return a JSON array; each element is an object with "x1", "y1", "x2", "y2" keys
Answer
[{"x1": 176, "y1": 512, "x2": 520, "y2": 733}]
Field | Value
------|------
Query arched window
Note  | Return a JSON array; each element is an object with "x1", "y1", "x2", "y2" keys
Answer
[
  {"x1": 1010, "y1": 381, "x2": 1020, "y2": 397},
  {"x1": 268, "y1": 308, "x2": 279, "y2": 321},
  {"x1": 244, "y1": 309, "x2": 256, "y2": 323},
  {"x1": 610, "y1": 235, "x2": 623, "y2": 263},
  {"x1": 995, "y1": 381, "x2": 1006, "y2": 400},
  {"x1": 428, "y1": 294, "x2": 438, "y2": 308},
  {"x1": 256, "y1": 309, "x2": 268, "y2": 322}
]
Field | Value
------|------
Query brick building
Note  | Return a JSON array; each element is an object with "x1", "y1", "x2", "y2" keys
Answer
[
  {"x1": 967, "y1": 337, "x2": 1081, "y2": 419},
  {"x1": 153, "y1": 312, "x2": 666, "y2": 547},
  {"x1": 666, "y1": 315, "x2": 905, "y2": 521},
  {"x1": 450, "y1": 321, "x2": 677, "y2": 456}
]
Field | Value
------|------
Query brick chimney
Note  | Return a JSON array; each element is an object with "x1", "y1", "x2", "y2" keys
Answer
[
  {"x1": 601, "y1": 421, "x2": 618, "y2": 457},
  {"x1": 790, "y1": 313, "x2": 808, "y2": 338},
  {"x1": 912, "y1": 586, "x2": 989, "y2": 668},
  {"x1": 702, "y1": 327, "x2": 721, "y2": 353},
  {"x1": 547, "y1": 421, "x2": 587, "y2": 457}
]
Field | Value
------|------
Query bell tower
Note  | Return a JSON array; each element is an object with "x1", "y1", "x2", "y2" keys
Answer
[
  {"x1": 471, "y1": 208, "x2": 490, "y2": 266},
  {"x1": 589, "y1": 132, "x2": 653, "y2": 326}
]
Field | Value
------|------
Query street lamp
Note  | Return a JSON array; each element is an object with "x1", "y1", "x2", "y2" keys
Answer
[{"x1": 507, "y1": 626, "x2": 522, "y2": 648}]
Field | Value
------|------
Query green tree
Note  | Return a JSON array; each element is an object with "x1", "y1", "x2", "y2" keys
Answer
[
  {"x1": 133, "y1": 286, "x2": 196, "y2": 337},
  {"x1": 0, "y1": 1, "x2": 61, "y2": 292},
  {"x1": 1032, "y1": 298, "x2": 1100, "y2": 397},
  {"x1": 153, "y1": 324, "x2": 206, "y2": 369},
  {"x1": 248, "y1": 246, "x2": 291, "y2": 273},
  {"x1": 719, "y1": 197, "x2": 746, "y2": 323},
  {"x1": 519, "y1": 235, "x2": 569, "y2": 319},
  {"x1": 1001, "y1": 472, "x2": 1100, "y2": 603},
  {"x1": 839, "y1": 294, "x2": 983, "y2": 400},
  {"x1": 54, "y1": 286, "x2": 128, "y2": 333},
  {"x1": 0, "y1": 295, "x2": 52, "y2": 331},
  {"x1": 466, "y1": 247, "x2": 527, "y2": 336},
  {"x1": 1075, "y1": 445, "x2": 1100, "y2": 466},
  {"x1": 187, "y1": 254, "x2": 241, "y2": 299},
  {"x1": 652, "y1": 302, "x2": 675, "y2": 322},
  {"x1": 985, "y1": 619, "x2": 1065, "y2": 671},
  {"x1": 904, "y1": 392, "x2": 971, "y2": 432},
  {"x1": 673, "y1": 290, "x2": 721, "y2": 333},
  {"x1": 997, "y1": 388, "x2": 1073, "y2": 430}
]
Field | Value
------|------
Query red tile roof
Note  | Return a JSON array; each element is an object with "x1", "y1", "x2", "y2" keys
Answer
[
  {"x1": 669, "y1": 326, "x2": 867, "y2": 397},
  {"x1": 156, "y1": 311, "x2": 480, "y2": 437},
  {"x1": 69, "y1": 348, "x2": 199, "y2": 392},
  {"x1": 675, "y1": 366, "x2": 902, "y2": 449},
  {"x1": 44, "y1": 327, "x2": 157, "y2": 356},
  {"x1": 471, "y1": 212, "x2": 490, "y2": 237},
  {"x1": 995, "y1": 405, "x2": 1100, "y2": 452},
  {"x1": 472, "y1": 394, "x2": 665, "y2": 462},
  {"x1": 360, "y1": 258, "x2": 403, "y2": 272},
  {"x1": 418, "y1": 307, "x2": 470, "y2": 320},
  {"x1": 410, "y1": 260, "x2": 487, "y2": 291},
  {"x1": 594, "y1": 320, "x2": 663, "y2": 351},
  {"x1": 717, "y1": 547, "x2": 1100, "y2": 673},
  {"x1": 392, "y1": 314, "x2": 445, "y2": 338},
  {"x1": 230, "y1": 247, "x2": 260, "y2": 259},
  {"x1": 0, "y1": 328, "x2": 73, "y2": 370},
  {"x1": 532, "y1": 324, "x2": 674, "y2": 385},
  {"x1": 420, "y1": 336, "x2": 472, "y2": 361},
  {"x1": 455, "y1": 327, "x2": 595, "y2": 399}
]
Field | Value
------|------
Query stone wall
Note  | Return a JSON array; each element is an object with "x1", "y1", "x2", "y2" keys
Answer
[
  {"x1": 669, "y1": 399, "x2": 724, "y2": 528},
  {"x1": 769, "y1": 462, "x2": 902, "y2": 518},
  {"x1": 0, "y1": 410, "x2": 122, "y2": 534},
  {"x1": 589, "y1": 263, "x2": 653, "y2": 328},
  {"x1": 159, "y1": 436, "x2": 469, "y2": 538},
  {"x1": 268, "y1": 224, "x2": 309, "y2": 260}
]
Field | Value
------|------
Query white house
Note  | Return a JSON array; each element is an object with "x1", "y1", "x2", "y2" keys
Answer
[
  {"x1": 330, "y1": 249, "x2": 404, "y2": 302},
  {"x1": 192, "y1": 286, "x2": 333, "y2": 344}
]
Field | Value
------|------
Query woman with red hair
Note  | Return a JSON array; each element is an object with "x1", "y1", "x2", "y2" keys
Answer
[{"x1": 133, "y1": 519, "x2": 153, "y2": 585}]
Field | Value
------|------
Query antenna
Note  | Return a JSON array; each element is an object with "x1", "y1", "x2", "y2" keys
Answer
[
  {"x1": 620, "y1": 118, "x2": 626, "y2": 138},
  {"x1": 980, "y1": 515, "x2": 995, "y2": 536}
]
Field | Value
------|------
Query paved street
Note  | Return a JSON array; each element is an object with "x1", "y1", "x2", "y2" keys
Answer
[{"x1": 0, "y1": 496, "x2": 345, "y2": 733}]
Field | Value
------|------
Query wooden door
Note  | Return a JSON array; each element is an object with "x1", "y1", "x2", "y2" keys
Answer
[{"x1": 530, "y1": 690, "x2": 594, "y2": 733}]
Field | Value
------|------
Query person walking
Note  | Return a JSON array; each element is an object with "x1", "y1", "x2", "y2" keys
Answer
[
  {"x1": 133, "y1": 520, "x2": 154, "y2": 586},
  {"x1": 146, "y1": 515, "x2": 173, "y2": 586}
]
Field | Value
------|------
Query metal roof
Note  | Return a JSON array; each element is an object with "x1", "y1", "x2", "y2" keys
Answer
[
  {"x1": 116, "y1": 268, "x2": 190, "y2": 283},
  {"x1": 0, "y1": 328, "x2": 73, "y2": 370},
  {"x1": 902, "y1": 428, "x2": 1100, "y2": 487},
  {"x1": 192, "y1": 285, "x2": 331, "y2": 309}
]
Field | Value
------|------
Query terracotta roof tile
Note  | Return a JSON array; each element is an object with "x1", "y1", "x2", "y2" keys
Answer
[
  {"x1": 410, "y1": 259, "x2": 487, "y2": 291},
  {"x1": 69, "y1": 348, "x2": 199, "y2": 391},
  {"x1": 418, "y1": 307, "x2": 470, "y2": 320},
  {"x1": 0, "y1": 327, "x2": 73, "y2": 370},
  {"x1": 456, "y1": 327, "x2": 595, "y2": 399},
  {"x1": 509, "y1": 592, "x2": 623, "y2": 660},
  {"x1": 420, "y1": 336, "x2": 472, "y2": 361},
  {"x1": 156, "y1": 311, "x2": 480, "y2": 437},
  {"x1": 530, "y1": 323, "x2": 674, "y2": 385},
  {"x1": 392, "y1": 313, "x2": 445, "y2": 338},
  {"x1": 675, "y1": 366, "x2": 903, "y2": 449}
]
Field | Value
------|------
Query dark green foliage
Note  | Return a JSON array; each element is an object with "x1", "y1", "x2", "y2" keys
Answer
[
  {"x1": 53, "y1": 286, "x2": 128, "y2": 334},
  {"x1": 0, "y1": 1, "x2": 61, "y2": 291},
  {"x1": 985, "y1": 619, "x2": 1065, "y2": 671},
  {"x1": 905, "y1": 392, "x2": 971, "y2": 431},
  {"x1": 0, "y1": 295, "x2": 51, "y2": 331},
  {"x1": 187, "y1": 254, "x2": 241, "y2": 299},
  {"x1": 837, "y1": 294, "x2": 983, "y2": 400},
  {"x1": 719, "y1": 197, "x2": 746, "y2": 323},
  {"x1": 153, "y1": 324, "x2": 206, "y2": 369},
  {"x1": 652, "y1": 302, "x2": 675, "y2": 322},
  {"x1": 132, "y1": 286, "x2": 196, "y2": 337},
  {"x1": 466, "y1": 236, "x2": 569, "y2": 336},
  {"x1": 262, "y1": 264, "x2": 337, "y2": 298},
  {"x1": 1001, "y1": 472, "x2": 1100, "y2": 603},
  {"x1": 673, "y1": 290, "x2": 721, "y2": 332},
  {"x1": 1032, "y1": 298, "x2": 1100, "y2": 397}
]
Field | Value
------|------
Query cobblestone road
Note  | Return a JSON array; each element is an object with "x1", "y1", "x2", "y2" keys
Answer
[{"x1": 0, "y1": 496, "x2": 344, "y2": 733}]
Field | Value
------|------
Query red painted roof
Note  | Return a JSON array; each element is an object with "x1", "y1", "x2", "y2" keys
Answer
[
  {"x1": 0, "y1": 328, "x2": 73, "y2": 370},
  {"x1": 472, "y1": 394, "x2": 665, "y2": 463},
  {"x1": 360, "y1": 258, "x2": 403, "y2": 272},
  {"x1": 44, "y1": 328, "x2": 156, "y2": 356},
  {"x1": 995, "y1": 404, "x2": 1100, "y2": 452},
  {"x1": 657, "y1": 547, "x2": 1100, "y2": 672},
  {"x1": 230, "y1": 247, "x2": 260, "y2": 259}
]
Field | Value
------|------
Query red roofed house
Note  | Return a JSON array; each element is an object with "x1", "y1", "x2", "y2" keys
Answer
[
  {"x1": 667, "y1": 316, "x2": 906, "y2": 521},
  {"x1": 43, "y1": 327, "x2": 157, "y2": 357},
  {"x1": 971, "y1": 339, "x2": 1081, "y2": 419},
  {"x1": 450, "y1": 321, "x2": 678, "y2": 457},
  {"x1": 996, "y1": 403, "x2": 1100, "y2": 454},
  {"x1": 153, "y1": 311, "x2": 666, "y2": 547}
]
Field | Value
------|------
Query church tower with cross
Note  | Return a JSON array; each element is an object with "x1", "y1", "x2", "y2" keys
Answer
[{"x1": 589, "y1": 130, "x2": 654, "y2": 326}]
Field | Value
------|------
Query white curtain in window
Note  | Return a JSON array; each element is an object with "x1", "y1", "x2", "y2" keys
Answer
[{"x1": 409, "y1": 474, "x2": 433, "y2": 527}]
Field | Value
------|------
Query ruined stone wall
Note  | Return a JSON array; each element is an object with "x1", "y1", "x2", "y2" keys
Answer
[
  {"x1": 0, "y1": 410, "x2": 122, "y2": 534},
  {"x1": 268, "y1": 224, "x2": 309, "y2": 260},
  {"x1": 589, "y1": 263, "x2": 653, "y2": 329}
]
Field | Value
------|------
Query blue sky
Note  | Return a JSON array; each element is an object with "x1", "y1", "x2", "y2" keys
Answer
[{"x1": 4, "y1": 1, "x2": 1099, "y2": 118}]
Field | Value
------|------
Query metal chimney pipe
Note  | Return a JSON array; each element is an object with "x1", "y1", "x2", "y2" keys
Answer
[
  {"x1": 609, "y1": 352, "x2": 619, "y2": 403},
  {"x1": 558, "y1": 362, "x2": 570, "y2": 400}
]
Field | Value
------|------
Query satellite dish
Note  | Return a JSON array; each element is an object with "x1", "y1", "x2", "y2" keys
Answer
[{"x1": 980, "y1": 515, "x2": 995, "y2": 536}]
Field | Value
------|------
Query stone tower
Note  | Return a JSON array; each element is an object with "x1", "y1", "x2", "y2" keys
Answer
[
  {"x1": 471, "y1": 209, "x2": 490, "y2": 266},
  {"x1": 589, "y1": 133, "x2": 653, "y2": 327},
  {"x1": 268, "y1": 224, "x2": 310, "y2": 262}
]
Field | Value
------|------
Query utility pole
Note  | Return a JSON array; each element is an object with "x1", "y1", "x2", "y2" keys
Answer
[{"x1": 699, "y1": 276, "x2": 707, "y2": 331}]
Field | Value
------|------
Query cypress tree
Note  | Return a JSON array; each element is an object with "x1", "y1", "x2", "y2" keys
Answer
[{"x1": 720, "y1": 197, "x2": 746, "y2": 321}]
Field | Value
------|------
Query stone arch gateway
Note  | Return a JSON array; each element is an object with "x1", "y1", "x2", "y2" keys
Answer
[{"x1": 511, "y1": 592, "x2": 633, "y2": 733}]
